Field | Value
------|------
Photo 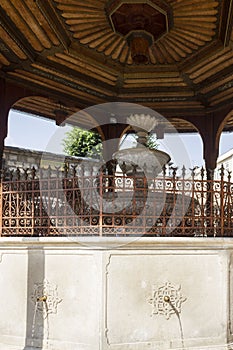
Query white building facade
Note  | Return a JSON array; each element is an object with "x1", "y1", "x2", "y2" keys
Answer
[{"x1": 216, "y1": 149, "x2": 233, "y2": 180}]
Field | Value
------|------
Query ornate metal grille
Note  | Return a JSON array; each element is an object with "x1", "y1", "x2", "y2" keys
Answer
[{"x1": 0, "y1": 164, "x2": 232, "y2": 237}]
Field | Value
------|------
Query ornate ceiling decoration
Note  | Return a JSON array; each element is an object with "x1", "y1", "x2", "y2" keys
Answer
[
  {"x1": 105, "y1": 0, "x2": 173, "y2": 63},
  {"x1": 67, "y1": 0, "x2": 218, "y2": 65},
  {"x1": 0, "y1": 0, "x2": 233, "y2": 131}
]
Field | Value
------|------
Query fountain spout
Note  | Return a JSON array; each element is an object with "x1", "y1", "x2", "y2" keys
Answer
[
  {"x1": 164, "y1": 296, "x2": 170, "y2": 303},
  {"x1": 37, "y1": 295, "x2": 47, "y2": 302}
]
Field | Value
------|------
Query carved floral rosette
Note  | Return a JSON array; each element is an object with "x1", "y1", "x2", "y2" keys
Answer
[
  {"x1": 148, "y1": 281, "x2": 186, "y2": 320},
  {"x1": 31, "y1": 279, "x2": 62, "y2": 318}
]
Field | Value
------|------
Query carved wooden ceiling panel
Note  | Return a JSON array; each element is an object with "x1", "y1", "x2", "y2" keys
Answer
[
  {"x1": 55, "y1": 0, "x2": 218, "y2": 64},
  {"x1": 0, "y1": 0, "x2": 233, "y2": 131}
]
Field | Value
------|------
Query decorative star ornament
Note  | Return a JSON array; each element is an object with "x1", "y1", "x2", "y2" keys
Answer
[
  {"x1": 31, "y1": 279, "x2": 62, "y2": 319},
  {"x1": 148, "y1": 281, "x2": 186, "y2": 320}
]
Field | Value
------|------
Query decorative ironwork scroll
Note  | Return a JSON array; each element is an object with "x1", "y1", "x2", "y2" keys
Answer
[{"x1": 1, "y1": 164, "x2": 233, "y2": 237}]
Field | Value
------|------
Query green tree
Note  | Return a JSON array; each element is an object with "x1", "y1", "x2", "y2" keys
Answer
[
  {"x1": 63, "y1": 127, "x2": 103, "y2": 159},
  {"x1": 130, "y1": 132, "x2": 158, "y2": 149},
  {"x1": 147, "y1": 134, "x2": 158, "y2": 149}
]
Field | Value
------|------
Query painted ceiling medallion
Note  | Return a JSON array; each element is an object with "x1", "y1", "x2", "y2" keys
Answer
[{"x1": 106, "y1": 0, "x2": 173, "y2": 63}]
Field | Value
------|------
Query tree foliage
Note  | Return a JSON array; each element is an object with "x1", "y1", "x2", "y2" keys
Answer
[
  {"x1": 147, "y1": 134, "x2": 158, "y2": 149},
  {"x1": 63, "y1": 127, "x2": 103, "y2": 159},
  {"x1": 131, "y1": 133, "x2": 159, "y2": 149}
]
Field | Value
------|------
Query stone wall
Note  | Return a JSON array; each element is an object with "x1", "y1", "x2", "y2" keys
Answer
[
  {"x1": 3, "y1": 146, "x2": 44, "y2": 170},
  {"x1": 3, "y1": 145, "x2": 95, "y2": 171}
]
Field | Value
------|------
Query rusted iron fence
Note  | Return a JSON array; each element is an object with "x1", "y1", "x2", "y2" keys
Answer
[{"x1": 0, "y1": 164, "x2": 232, "y2": 237}]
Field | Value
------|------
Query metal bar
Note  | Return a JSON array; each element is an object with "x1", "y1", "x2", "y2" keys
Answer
[
  {"x1": 220, "y1": 166, "x2": 225, "y2": 237},
  {"x1": 99, "y1": 170, "x2": 103, "y2": 236},
  {"x1": 0, "y1": 178, "x2": 2, "y2": 236},
  {"x1": 0, "y1": 165, "x2": 232, "y2": 237}
]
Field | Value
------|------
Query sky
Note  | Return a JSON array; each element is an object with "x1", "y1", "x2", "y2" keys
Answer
[{"x1": 5, "y1": 110, "x2": 233, "y2": 169}]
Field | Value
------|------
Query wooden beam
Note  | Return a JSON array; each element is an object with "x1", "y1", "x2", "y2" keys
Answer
[{"x1": 219, "y1": 0, "x2": 233, "y2": 46}]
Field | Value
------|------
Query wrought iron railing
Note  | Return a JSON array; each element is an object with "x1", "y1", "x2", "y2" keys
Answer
[{"x1": 0, "y1": 164, "x2": 232, "y2": 237}]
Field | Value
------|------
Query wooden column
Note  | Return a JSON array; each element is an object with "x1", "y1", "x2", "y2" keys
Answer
[
  {"x1": 183, "y1": 111, "x2": 226, "y2": 177},
  {"x1": 201, "y1": 108, "x2": 233, "y2": 178},
  {"x1": 0, "y1": 79, "x2": 10, "y2": 169},
  {"x1": 202, "y1": 113, "x2": 219, "y2": 178},
  {"x1": 99, "y1": 123, "x2": 127, "y2": 190},
  {"x1": 0, "y1": 78, "x2": 48, "y2": 169},
  {"x1": 100, "y1": 123, "x2": 127, "y2": 161}
]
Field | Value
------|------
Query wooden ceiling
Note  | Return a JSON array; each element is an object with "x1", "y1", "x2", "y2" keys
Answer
[{"x1": 1, "y1": 0, "x2": 233, "y2": 132}]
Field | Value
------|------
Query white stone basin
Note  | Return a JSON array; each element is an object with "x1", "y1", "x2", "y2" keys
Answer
[
  {"x1": 0, "y1": 237, "x2": 231, "y2": 350},
  {"x1": 113, "y1": 147, "x2": 171, "y2": 176}
]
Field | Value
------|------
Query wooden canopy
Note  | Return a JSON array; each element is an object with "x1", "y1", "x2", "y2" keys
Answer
[{"x1": 0, "y1": 0, "x2": 233, "y2": 169}]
